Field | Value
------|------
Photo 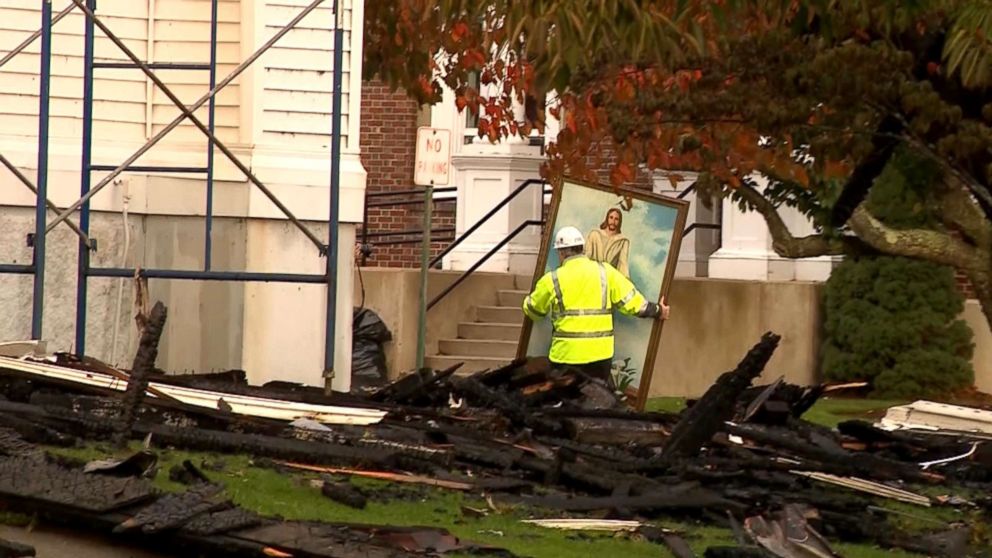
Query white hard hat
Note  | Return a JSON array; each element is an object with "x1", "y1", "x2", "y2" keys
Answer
[{"x1": 554, "y1": 226, "x2": 585, "y2": 249}]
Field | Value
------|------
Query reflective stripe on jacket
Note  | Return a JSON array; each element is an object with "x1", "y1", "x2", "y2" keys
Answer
[{"x1": 522, "y1": 255, "x2": 647, "y2": 364}]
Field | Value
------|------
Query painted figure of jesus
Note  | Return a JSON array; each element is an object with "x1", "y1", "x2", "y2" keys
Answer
[{"x1": 585, "y1": 207, "x2": 631, "y2": 278}]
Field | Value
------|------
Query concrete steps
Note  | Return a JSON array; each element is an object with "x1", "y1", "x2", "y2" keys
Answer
[
  {"x1": 424, "y1": 273, "x2": 533, "y2": 374},
  {"x1": 497, "y1": 289, "x2": 527, "y2": 308},
  {"x1": 457, "y1": 322, "x2": 522, "y2": 342},
  {"x1": 475, "y1": 306, "x2": 522, "y2": 323},
  {"x1": 438, "y1": 338, "x2": 518, "y2": 358}
]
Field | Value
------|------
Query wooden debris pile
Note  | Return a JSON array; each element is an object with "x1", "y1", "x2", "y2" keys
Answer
[
  {"x1": 0, "y1": 440, "x2": 503, "y2": 557},
  {"x1": 0, "y1": 331, "x2": 989, "y2": 557}
]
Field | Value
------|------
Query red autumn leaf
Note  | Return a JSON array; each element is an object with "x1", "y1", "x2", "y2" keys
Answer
[
  {"x1": 565, "y1": 112, "x2": 578, "y2": 134},
  {"x1": 823, "y1": 159, "x2": 849, "y2": 179},
  {"x1": 450, "y1": 21, "x2": 469, "y2": 42},
  {"x1": 609, "y1": 166, "x2": 625, "y2": 186},
  {"x1": 617, "y1": 162, "x2": 635, "y2": 183}
]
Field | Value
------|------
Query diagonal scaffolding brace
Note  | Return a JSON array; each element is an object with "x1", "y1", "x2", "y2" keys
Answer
[
  {"x1": 0, "y1": 153, "x2": 91, "y2": 247},
  {"x1": 0, "y1": 2, "x2": 75, "y2": 70},
  {"x1": 46, "y1": 0, "x2": 328, "y2": 253},
  {"x1": 64, "y1": 0, "x2": 326, "y2": 253}
]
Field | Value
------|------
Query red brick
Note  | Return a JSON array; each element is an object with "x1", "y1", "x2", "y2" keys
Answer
[{"x1": 360, "y1": 78, "x2": 447, "y2": 268}]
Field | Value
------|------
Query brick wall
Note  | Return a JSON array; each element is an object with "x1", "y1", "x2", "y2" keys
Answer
[{"x1": 358, "y1": 80, "x2": 455, "y2": 268}]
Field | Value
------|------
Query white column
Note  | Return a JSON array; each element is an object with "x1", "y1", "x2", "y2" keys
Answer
[
  {"x1": 238, "y1": 0, "x2": 367, "y2": 389},
  {"x1": 445, "y1": 155, "x2": 544, "y2": 273},
  {"x1": 652, "y1": 171, "x2": 698, "y2": 277},
  {"x1": 432, "y1": 85, "x2": 545, "y2": 273},
  {"x1": 709, "y1": 177, "x2": 838, "y2": 281}
]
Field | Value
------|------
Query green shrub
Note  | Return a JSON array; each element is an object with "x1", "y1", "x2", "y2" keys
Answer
[{"x1": 821, "y1": 256, "x2": 974, "y2": 398}]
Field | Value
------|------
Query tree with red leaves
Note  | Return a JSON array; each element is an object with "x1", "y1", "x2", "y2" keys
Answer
[{"x1": 363, "y1": 1, "x2": 992, "y2": 331}]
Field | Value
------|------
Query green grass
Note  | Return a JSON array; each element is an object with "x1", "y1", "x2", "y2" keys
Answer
[
  {"x1": 39, "y1": 396, "x2": 981, "y2": 558},
  {"x1": 801, "y1": 397, "x2": 908, "y2": 428}
]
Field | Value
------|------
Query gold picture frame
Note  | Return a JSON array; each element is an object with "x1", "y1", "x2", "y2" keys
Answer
[{"x1": 517, "y1": 177, "x2": 689, "y2": 410}]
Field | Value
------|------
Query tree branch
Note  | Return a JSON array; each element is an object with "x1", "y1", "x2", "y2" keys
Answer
[
  {"x1": 829, "y1": 114, "x2": 903, "y2": 227},
  {"x1": 939, "y1": 175, "x2": 992, "y2": 250},
  {"x1": 898, "y1": 127, "x2": 992, "y2": 221},
  {"x1": 734, "y1": 182, "x2": 856, "y2": 258},
  {"x1": 848, "y1": 205, "x2": 985, "y2": 270}
]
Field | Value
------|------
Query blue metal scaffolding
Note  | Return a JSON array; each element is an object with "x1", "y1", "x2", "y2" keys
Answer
[{"x1": 0, "y1": 0, "x2": 345, "y2": 382}]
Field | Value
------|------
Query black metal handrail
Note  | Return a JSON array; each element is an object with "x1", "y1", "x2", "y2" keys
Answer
[
  {"x1": 367, "y1": 198, "x2": 456, "y2": 209},
  {"x1": 429, "y1": 178, "x2": 549, "y2": 268},
  {"x1": 684, "y1": 223, "x2": 720, "y2": 235},
  {"x1": 426, "y1": 219, "x2": 544, "y2": 311},
  {"x1": 366, "y1": 187, "x2": 456, "y2": 198},
  {"x1": 363, "y1": 227, "x2": 455, "y2": 238},
  {"x1": 360, "y1": 185, "x2": 459, "y2": 264},
  {"x1": 380, "y1": 236, "x2": 455, "y2": 246}
]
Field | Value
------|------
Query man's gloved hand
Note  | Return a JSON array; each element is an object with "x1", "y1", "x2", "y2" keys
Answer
[
  {"x1": 638, "y1": 302, "x2": 661, "y2": 318},
  {"x1": 638, "y1": 297, "x2": 671, "y2": 320}
]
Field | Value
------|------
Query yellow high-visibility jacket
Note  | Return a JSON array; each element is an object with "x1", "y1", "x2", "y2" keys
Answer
[{"x1": 522, "y1": 255, "x2": 648, "y2": 364}]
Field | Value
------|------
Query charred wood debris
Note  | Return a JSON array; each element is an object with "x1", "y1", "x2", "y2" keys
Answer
[{"x1": 0, "y1": 328, "x2": 987, "y2": 557}]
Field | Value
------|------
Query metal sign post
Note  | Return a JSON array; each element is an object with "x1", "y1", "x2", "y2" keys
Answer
[{"x1": 413, "y1": 128, "x2": 452, "y2": 370}]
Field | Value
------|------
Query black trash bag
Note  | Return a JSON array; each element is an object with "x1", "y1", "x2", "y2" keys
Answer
[{"x1": 352, "y1": 307, "x2": 392, "y2": 388}]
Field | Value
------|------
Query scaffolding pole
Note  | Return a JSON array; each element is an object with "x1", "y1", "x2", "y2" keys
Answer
[
  {"x1": 31, "y1": 0, "x2": 53, "y2": 340},
  {"x1": 324, "y1": 0, "x2": 344, "y2": 388},
  {"x1": 0, "y1": 0, "x2": 346, "y2": 386},
  {"x1": 74, "y1": 0, "x2": 96, "y2": 355}
]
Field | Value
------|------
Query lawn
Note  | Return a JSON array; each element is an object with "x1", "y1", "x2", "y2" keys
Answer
[{"x1": 36, "y1": 397, "x2": 973, "y2": 558}]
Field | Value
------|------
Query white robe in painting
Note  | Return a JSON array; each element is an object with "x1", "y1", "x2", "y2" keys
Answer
[{"x1": 584, "y1": 229, "x2": 631, "y2": 278}]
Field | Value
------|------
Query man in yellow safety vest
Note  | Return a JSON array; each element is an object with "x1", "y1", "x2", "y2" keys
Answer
[{"x1": 522, "y1": 226, "x2": 669, "y2": 383}]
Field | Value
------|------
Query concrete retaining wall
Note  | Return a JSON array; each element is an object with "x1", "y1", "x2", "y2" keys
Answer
[
  {"x1": 0, "y1": 207, "x2": 357, "y2": 389},
  {"x1": 359, "y1": 270, "x2": 992, "y2": 397}
]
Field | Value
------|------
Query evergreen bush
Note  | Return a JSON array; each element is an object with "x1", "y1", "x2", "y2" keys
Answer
[{"x1": 821, "y1": 255, "x2": 974, "y2": 398}]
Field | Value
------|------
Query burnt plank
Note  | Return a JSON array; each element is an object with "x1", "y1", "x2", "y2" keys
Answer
[
  {"x1": 321, "y1": 481, "x2": 368, "y2": 509},
  {"x1": 115, "y1": 483, "x2": 229, "y2": 534},
  {"x1": 0, "y1": 456, "x2": 156, "y2": 513},
  {"x1": 563, "y1": 417, "x2": 668, "y2": 446},
  {"x1": 229, "y1": 522, "x2": 427, "y2": 558},
  {"x1": 180, "y1": 508, "x2": 264, "y2": 536},
  {"x1": 0, "y1": 538, "x2": 34, "y2": 558},
  {"x1": 115, "y1": 302, "x2": 167, "y2": 447},
  {"x1": 661, "y1": 332, "x2": 781, "y2": 461},
  {"x1": 508, "y1": 483, "x2": 746, "y2": 514}
]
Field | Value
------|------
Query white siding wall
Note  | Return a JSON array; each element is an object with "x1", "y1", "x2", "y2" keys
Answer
[
  {"x1": 0, "y1": 0, "x2": 366, "y2": 388},
  {"x1": 259, "y1": 0, "x2": 352, "y2": 151},
  {"x1": 1, "y1": 1, "x2": 242, "y2": 146},
  {"x1": 150, "y1": 0, "x2": 242, "y2": 146},
  {"x1": 1, "y1": 1, "x2": 150, "y2": 141},
  {"x1": 0, "y1": 0, "x2": 364, "y2": 219}
]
